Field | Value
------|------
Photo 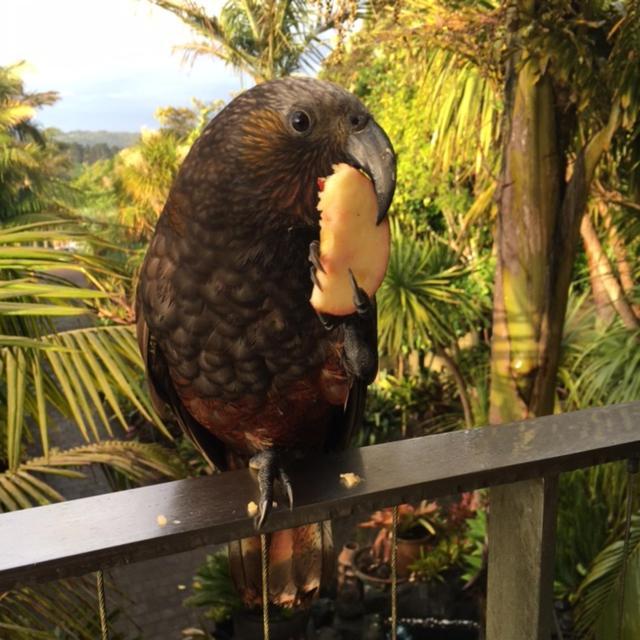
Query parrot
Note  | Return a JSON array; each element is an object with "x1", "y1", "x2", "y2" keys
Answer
[{"x1": 136, "y1": 76, "x2": 396, "y2": 607}]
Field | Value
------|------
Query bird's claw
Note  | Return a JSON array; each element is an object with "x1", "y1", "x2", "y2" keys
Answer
[
  {"x1": 348, "y1": 269, "x2": 372, "y2": 317},
  {"x1": 308, "y1": 240, "x2": 325, "y2": 274},
  {"x1": 249, "y1": 450, "x2": 293, "y2": 529},
  {"x1": 309, "y1": 240, "x2": 339, "y2": 331}
]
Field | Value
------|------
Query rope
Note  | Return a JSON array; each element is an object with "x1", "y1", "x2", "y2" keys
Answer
[
  {"x1": 260, "y1": 532, "x2": 270, "y2": 640},
  {"x1": 617, "y1": 458, "x2": 638, "y2": 640},
  {"x1": 390, "y1": 505, "x2": 399, "y2": 640},
  {"x1": 96, "y1": 569, "x2": 109, "y2": 640}
]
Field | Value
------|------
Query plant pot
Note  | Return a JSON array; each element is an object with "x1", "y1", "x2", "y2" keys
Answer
[
  {"x1": 352, "y1": 546, "x2": 409, "y2": 586},
  {"x1": 232, "y1": 608, "x2": 310, "y2": 640},
  {"x1": 396, "y1": 533, "x2": 431, "y2": 578}
]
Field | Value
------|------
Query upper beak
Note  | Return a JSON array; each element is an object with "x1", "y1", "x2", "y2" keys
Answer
[{"x1": 345, "y1": 118, "x2": 396, "y2": 224}]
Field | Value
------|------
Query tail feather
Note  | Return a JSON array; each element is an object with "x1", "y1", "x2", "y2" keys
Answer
[{"x1": 228, "y1": 522, "x2": 333, "y2": 608}]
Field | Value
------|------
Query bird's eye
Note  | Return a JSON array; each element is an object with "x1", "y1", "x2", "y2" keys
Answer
[
  {"x1": 290, "y1": 110, "x2": 311, "y2": 133},
  {"x1": 349, "y1": 113, "x2": 368, "y2": 131}
]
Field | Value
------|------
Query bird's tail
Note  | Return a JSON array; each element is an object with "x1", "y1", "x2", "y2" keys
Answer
[{"x1": 228, "y1": 521, "x2": 334, "y2": 608}]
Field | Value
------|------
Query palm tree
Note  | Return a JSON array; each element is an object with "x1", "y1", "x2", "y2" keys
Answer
[
  {"x1": 0, "y1": 63, "x2": 76, "y2": 221},
  {"x1": 149, "y1": 0, "x2": 362, "y2": 82}
]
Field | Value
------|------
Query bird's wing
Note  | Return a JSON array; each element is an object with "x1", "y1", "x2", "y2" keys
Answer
[{"x1": 136, "y1": 310, "x2": 229, "y2": 472}]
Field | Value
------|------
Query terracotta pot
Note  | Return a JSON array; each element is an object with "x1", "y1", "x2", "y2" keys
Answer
[{"x1": 396, "y1": 534, "x2": 431, "y2": 577}]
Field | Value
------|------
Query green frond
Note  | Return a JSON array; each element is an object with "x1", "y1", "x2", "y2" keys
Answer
[
  {"x1": 573, "y1": 515, "x2": 640, "y2": 639},
  {"x1": 0, "y1": 576, "x2": 116, "y2": 639},
  {"x1": 377, "y1": 226, "x2": 481, "y2": 357},
  {"x1": 0, "y1": 441, "x2": 185, "y2": 512}
]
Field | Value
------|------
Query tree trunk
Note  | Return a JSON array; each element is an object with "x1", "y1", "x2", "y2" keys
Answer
[
  {"x1": 486, "y1": 4, "x2": 622, "y2": 638},
  {"x1": 582, "y1": 214, "x2": 616, "y2": 324},
  {"x1": 581, "y1": 214, "x2": 639, "y2": 330},
  {"x1": 603, "y1": 209, "x2": 640, "y2": 319},
  {"x1": 489, "y1": 57, "x2": 563, "y2": 423}
]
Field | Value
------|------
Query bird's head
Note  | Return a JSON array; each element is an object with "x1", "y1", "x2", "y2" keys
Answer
[{"x1": 184, "y1": 77, "x2": 396, "y2": 229}]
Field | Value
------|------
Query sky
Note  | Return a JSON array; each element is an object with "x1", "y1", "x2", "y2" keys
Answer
[{"x1": 0, "y1": 0, "x2": 244, "y2": 132}]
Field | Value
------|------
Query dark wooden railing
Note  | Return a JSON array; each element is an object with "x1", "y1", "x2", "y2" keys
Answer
[{"x1": 1, "y1": 402, "x2": 639, "y2": 639}]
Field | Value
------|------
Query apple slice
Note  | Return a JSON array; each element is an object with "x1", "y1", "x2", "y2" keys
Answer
[{"x1": 310, "y1": 163, "x2": 390, "y2": 316}]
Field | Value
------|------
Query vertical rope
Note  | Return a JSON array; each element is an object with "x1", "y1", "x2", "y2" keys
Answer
[
  {"x1": 617, "y1": 458, "x2": 638, "y2": 640},
  {"x1": 390, "y1": 505, "x2": 399, "y2": 640},
  {"x1": 96, "y1": 569, "x2": 109, "y2": 640},
  {"x1": 260, "y1": 533, "x2": 270, "y2": 640}
]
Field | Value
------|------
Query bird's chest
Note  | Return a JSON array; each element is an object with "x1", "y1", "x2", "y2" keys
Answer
[{"x1": 160, "y1": 225, "x2": 332, "y2": 406}]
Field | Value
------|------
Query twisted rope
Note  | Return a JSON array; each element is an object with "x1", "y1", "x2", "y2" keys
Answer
[
  {"x1": 96, "y1": 569, "x2": 109, "y2": 640},
  {"x1": 260, "y1": 532, "x2": 270, "y2": 640},
  {"x1": 390, "y1": 505, "x2": 399, "y2": 640}
]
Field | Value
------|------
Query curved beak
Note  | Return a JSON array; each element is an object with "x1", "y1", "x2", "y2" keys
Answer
[{"x1": 345, "y1": 118, "x2": 396, "y2": 224}]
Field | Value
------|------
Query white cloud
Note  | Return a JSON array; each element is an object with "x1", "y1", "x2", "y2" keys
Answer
[{"x1": 0, "y1": 0, "x2": 241, "y2": 130}]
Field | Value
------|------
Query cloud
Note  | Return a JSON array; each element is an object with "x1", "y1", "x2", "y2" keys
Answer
[{"x1": 0, "y1": 0, "x2": 241, "y2": 131}]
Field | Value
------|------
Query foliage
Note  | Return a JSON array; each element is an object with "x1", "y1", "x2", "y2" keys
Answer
[
  {"x1": 150, "y1": 0, "x2": 363, "y2": 82},
  {"x1": 360, "y1": 494, "x2": 480, "y2": 578},
  {"x1": 0, "y1": 219, "x2": 168, "y2": 468},
  {"x1": 185, "y1": 552, "x2": 243, "y2": 623},
  {"x1": 377, "y1": 225, "x2": 485, "y2": 358},
  {"x1": 0, "y1": 576, "x2": 128, "y2": 640},
  {"x1": 460, "y1": 507, "x2": 487, "y2": 586},
  {"x1": 362, "y1": 371, "x2": 463, "y2": 445},
  {"x1": 0, "y1": 63, "x2": 78, "y2": 221},
  {"x1": 573, "y1": 514, "x2": 640, "y2": 640},
  {"x1": 409, "y1": 538, "x2": 463, "y2": 583}
]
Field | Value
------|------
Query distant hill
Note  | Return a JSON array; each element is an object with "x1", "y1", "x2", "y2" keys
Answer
[{"x1": 51, "y1": 130, "x2": 140, "y2": 149}]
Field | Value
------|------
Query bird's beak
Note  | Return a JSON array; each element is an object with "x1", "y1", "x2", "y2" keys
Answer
[{"x1": 345, "y1": 119, "x2": 396, "y2": 225}]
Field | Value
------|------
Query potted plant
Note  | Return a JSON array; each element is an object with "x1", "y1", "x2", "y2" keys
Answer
[{"x1": 356, "y1": 501, "x2": 441, "y2": 580}]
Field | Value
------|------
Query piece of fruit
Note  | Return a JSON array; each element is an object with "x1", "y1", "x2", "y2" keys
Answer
[{"x1": 310, "y1": 163, "x2": 390, "y2": 316}]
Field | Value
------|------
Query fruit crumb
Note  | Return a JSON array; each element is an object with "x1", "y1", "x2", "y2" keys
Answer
[
  {"x1": 156, "y1": 514, "x2": 168, "y2": 527},
  {"x1": 340, "y1": 472, "x2": 363, "y2": 489},
  {"x1": 247, "y1": 501, "x2": 259, "y2": 516}
]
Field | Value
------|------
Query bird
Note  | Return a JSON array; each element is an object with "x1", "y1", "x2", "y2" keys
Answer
[{"x1": 136, "y1": 76, "x2": 395, "y2": 608}]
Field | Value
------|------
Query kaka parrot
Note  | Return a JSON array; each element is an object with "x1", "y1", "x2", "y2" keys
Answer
[{"x1": 136, "y1": 77, "x2": 396, "y2": 607}]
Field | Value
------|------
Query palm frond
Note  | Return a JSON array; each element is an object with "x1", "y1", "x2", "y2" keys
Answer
[
  {"x1": 0, "y1": 441, "x2": 185, "y2": 512},
  {"x1": 573, "y1": 514, "x2": 640, "y2": 639},
  {"x1": 377, "y1": 226, "x2": 481, "y2": 357},
  {"x1": 0, "y1": 576, "x2": 119, "y2": 640}
]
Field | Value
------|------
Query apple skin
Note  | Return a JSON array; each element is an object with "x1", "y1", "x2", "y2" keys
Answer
[{"x1": 310, "y1": 163, "x2": 391, "y2": 316}]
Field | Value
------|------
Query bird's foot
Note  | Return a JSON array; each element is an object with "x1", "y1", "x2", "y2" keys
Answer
[
  {"x1": 343, "y1": 270, "x2": 378, "y2": 384},
  {"x1": 249, "y1": 450, "x2": 293, "y2": 529}
]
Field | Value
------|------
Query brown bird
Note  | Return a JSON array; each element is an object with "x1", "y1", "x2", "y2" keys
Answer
[{"x1": 136, "y1": 77, "x2": 395, "y2": 607}]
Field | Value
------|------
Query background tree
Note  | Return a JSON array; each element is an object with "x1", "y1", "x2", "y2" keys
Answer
[{"x1": 149, "y1": 0, "x2": 362, "y2": 82}]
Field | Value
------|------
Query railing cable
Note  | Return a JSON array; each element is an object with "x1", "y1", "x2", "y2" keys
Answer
[
  {"x1": 617, "y1": 457, "x2": 638, "y2": 640},
  {"x1": 96, "y1": 569, "x2": 109, "y2": 640},
  {"x1": 260, "y1": 532, "x2": 271, "y2": 640},
  {"x1": 390, "y1": 505, "x2": 398, "y2": 640}
]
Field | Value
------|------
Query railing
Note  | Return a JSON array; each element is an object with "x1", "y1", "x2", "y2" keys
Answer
[{"x1": 1, "y1": 402, "x2": 640, "y2": 639}]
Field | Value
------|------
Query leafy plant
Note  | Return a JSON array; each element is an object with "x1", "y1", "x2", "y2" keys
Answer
[
  {"x1": 573, "y1": 514, "x2": 640, "y2": 640},
  {"x1": 0, "y1": 576, "x2": 129, "y2": 640},
  {"x1": 185, "y1": 552, "x2": 243, "y2": 623},
  {"x1": 409, "y1": 537, "x2": 463, "y2": 583}
]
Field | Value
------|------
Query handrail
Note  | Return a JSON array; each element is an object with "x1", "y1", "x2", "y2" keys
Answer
[{"x1": 1, "y1": 402, "x2": 639, "y2": 594}]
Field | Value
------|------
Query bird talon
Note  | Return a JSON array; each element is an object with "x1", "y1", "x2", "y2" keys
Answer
[
  {"x1": 256, "y1": 499, "x2": 271, "y2": 530},
  {"x1": 279, "y1": 468, "x2": 294, "y2": 510},
  {"x1": 310, "y1": 266, "x2": 323, "y2": 292},
  {"x1": 348, "y1": 268, "x2": 371, "y2": 316},
  {"x1": 308, "y1": 240, "x2": 326, "y2": 274},
  {"x1": 249, "y1": 450, "x2": 293, "y2": 528}
]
